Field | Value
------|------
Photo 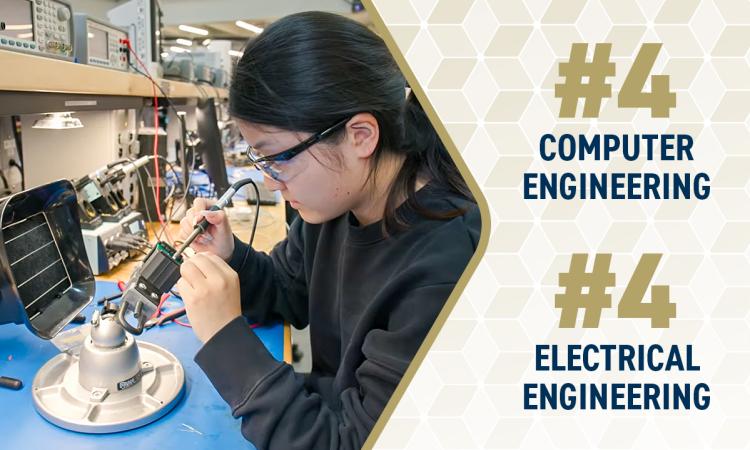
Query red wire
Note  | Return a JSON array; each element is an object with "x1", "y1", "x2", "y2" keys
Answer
[
  {"x1": 151, "y1": 293, "x2": 170, "y2": 319},
  {"x1": 119, "y1": 278, "x2": 259, "y2": 332},
  {"x1": 150, "y1": 292, "x2": 257, "y2": 330},
  {"x1": 149, "y1": 293, "x2": 192, "y2": 328},
  {"x1": 123, "y1": 40, "x2": 172, "y2": 244},
  {"x1": 174, "y1": 319, "x2": 191, "y2": 328},
  {"x1": 153, "y1": 89, "x2": 162, "y2": 228}
]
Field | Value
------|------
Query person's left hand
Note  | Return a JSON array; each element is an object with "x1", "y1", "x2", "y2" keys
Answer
[{"x1": 176, "y1": 252, "x2": 241, "y2": 343}]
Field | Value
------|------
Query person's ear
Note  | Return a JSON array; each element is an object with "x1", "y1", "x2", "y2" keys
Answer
[{"x1": 345, "y1": 113, "x2": 379, "y2": 159}]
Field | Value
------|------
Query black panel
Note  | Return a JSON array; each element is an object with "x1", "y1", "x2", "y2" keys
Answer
[
  {"x1": 0, "y1": 180, "x2": 94, "y2": 339},
  {"x1": 3, "y1": 212, "x2": 71, "y2": 319}
]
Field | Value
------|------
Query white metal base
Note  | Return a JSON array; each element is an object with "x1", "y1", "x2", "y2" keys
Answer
[{"x1": 32, "y1": 341, "x2": 185, "y2": 433}]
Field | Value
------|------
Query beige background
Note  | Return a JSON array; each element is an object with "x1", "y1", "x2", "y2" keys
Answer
[{"x1": 368, "y1": 0, "x2": 750, "y2": 448}]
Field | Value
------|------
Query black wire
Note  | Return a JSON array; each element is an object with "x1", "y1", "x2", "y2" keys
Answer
[
  {"x1": 194, "y1": 82, "x2": 209, "y2": 101},
  {"x1": 128, "y1": 156, "x2": 156, "y2": 238},
  {"x1": 97, "y1": 292, "x2": 123, "y2": 305},
  {"x1": 197, "y1": 79, "x2": 221, "y2": 98},
  {"x1": 240, "y1": 179, "x2": 261, "y2": 270},
  {"x1": 123, "y1": 63, "x2": 179, "y2": 231},
  {"x1": 182, "y1": 177, "x2": 260, "y2": 269},
  {"x1": 128, "y1": 60, "x2": 193, "y2": 166},
  {"x1": 0, "y1": 172, "x2": 9, "y2": 194},
  {"x1": 129, "y1": 60, "x2": 206, "y2": 240},
  {"x1": 165, "y1": 138, "x2": 198, "y2": 231},
  {"x1": 155, "y1": 156, "x2": 181, "y2": 193},
  {"x1": 128, "y1": 61, "x2": 188, "y2": 122},
  {"x1": 10, "y1": 116, "x2": 24, "y2": 189}
]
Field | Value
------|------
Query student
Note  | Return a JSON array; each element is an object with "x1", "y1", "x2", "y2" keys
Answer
[{"x1": 176, "y1": 11, "x2": 480, "y2": 450}]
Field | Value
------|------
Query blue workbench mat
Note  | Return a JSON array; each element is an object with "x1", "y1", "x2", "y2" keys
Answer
[{"x1": 0, "y1": 280, "x2": 284, "y2": 449}]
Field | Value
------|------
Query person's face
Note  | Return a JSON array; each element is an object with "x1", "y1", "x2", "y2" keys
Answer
[{"x1": 237, "y1": 117, "x2": 378, "y2": 223}]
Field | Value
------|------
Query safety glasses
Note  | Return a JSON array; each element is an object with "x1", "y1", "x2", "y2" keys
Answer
[{"x1": 245, "y1": 117, "x2": 350, "y2": 182}]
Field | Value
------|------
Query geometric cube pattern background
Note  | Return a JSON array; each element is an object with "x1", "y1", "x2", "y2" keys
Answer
[{"x1": 368, "y1": 1, "x2": 750, "y2": 448}]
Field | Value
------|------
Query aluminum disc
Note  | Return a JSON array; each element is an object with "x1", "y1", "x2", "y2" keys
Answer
[{"x1": 31, "y1": 341, "x2": 185, "y2": 433}]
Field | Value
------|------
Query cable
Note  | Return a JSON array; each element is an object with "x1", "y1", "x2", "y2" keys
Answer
[
  {"x1": 129, "y1": 156, "x2": 155, "y2": 238},
  {"x1": 166, "y1": 144, "x2": 197, "y2": 222},
  {"x1": 106, "y1": 157, "x2": 180, "y2": 235},
  {"x1": 246, "y1": 180, "x2": 261, "y2": 247},
  {"x1": 124, "y1": 40, "x2": 168, "y2": 241},
  {"x1": 239, "y1": 179, "x2": 261, "y2": 271},
  {"x1": 126, "y1": 47, "x2": 227, "y2": 249},
  {"x1": 10, "y1": 116, "x2": 24, "y2": 190},
  {"x1": 173, "y1": 177, "x2": 261, "y2": 259},
  {"x1": 142, "y1": 167, "x2": 176, "y2": 243},
  {"x1": 153, "y1": 92, "x2": 164, "y2": 238},
  {"x1": 197, "y1": 79, "x2": 222, "y2": 99},
  {"x1": 128, "y1": 62, "x2": 191, "y2": 122},
  {"x1": 125, "y1": 155, "x2": 174, "y2": 242},
  {"x1": 128, "y1": 60, "x2": 206, "y2": 241},
  {"x1": 139, "y1": 180, "x2": 261, "y2": 329},
  {"x1": 194, "y1": 82, "x2": 209, "y2": 101},
  {"x1": 124, "y1": 42, "x2": 199, "y2": 246},
  {"x1": 156, "y1": 136, "x2": 198, "y2": 245},
  {"x1": 107, "y1": 155, "x2": 181, "y2": 186}
]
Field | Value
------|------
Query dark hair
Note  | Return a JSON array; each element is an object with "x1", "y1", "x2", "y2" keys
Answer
[{"x1": 230, "y1": 11, "x2": 474, "y2": 234}]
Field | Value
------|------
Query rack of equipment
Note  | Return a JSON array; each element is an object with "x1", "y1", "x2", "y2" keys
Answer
[
  {"x1": 0, "y1": 0, "x2": 74, "y2": 60},
  {"x1": 73, "y1": 13, "x2": 129, "y2": 71}
]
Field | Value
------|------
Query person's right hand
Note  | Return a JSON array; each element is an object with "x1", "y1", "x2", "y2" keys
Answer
[{"x1": 178, "y1": 198, "x2": 235, "y2": 262}]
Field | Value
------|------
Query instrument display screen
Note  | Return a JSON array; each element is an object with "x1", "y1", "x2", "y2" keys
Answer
[
  {"x1": 89, "y1": 27, "x2": 108, "y2": 59},
  {"x1": 0, "y1": 0, "x2": 34, "y2": 41}
]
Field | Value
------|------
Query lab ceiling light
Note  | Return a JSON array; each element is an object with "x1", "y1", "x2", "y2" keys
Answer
[
  {"x1": 32, "y1": 112, "x2": 83, "y2": 130},
  {"x1": 175, "y1": 38, "x2": 193, "y2": 47},
  {"x1": 202, "y1": 38, "x2": 211, "y2": 46},
  {"x1": 169, "y1": 46, "x2": 190, "y2": 54},
  {"x1": 4, "y1": 24, "x2": 32, "y2": 31},
  {"x1": 235, "y1": 20, "x2": 264, "y2": 34},
  {"x1": 178, "y1": 24, "x2": 208, "y2": 36},
  {"x1": 228, "y1": 49, "x2": 243, "y2": 58}
]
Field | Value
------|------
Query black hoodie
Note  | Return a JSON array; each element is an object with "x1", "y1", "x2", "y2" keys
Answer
[{"x1": 195, "y1": 184, "x2": 481, "y2": 449}]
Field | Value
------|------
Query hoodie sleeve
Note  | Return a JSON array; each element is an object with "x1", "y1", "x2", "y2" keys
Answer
[
  {"x1": 227, "y1": 216, "x2": 309, "y2": 328},
  {"x1": 194, "y1": 282, "x2": 453, "y2": 450}
]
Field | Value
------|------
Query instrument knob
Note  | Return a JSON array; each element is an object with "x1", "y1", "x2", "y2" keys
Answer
[{"x1": 56, "y1": 6, "x2": 70, "y2": 21}]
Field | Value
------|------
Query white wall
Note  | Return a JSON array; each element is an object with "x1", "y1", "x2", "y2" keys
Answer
[
  {"x1": 21, "y1": 110, "x2": 128, "y2": 187},
  {"x1": 67, "y1": 0, "x2": 121, "y2": 21}
]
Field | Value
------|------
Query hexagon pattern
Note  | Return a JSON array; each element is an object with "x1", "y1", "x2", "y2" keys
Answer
[{"x1": 369, "y1": 0, "x2": 750, "y2": 448}]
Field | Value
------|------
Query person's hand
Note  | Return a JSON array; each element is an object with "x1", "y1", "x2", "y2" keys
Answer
[
  {"x1": 176, "y1": 253, "x2": 241, "y2": 343},
  {"x1": 179, "y1": 198, "x2": 234, "y2": 261}
]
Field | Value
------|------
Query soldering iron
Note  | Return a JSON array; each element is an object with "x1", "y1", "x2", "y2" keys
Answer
[{"x1": 116, "y1": 178, "x2": 260, "y2": 334}]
